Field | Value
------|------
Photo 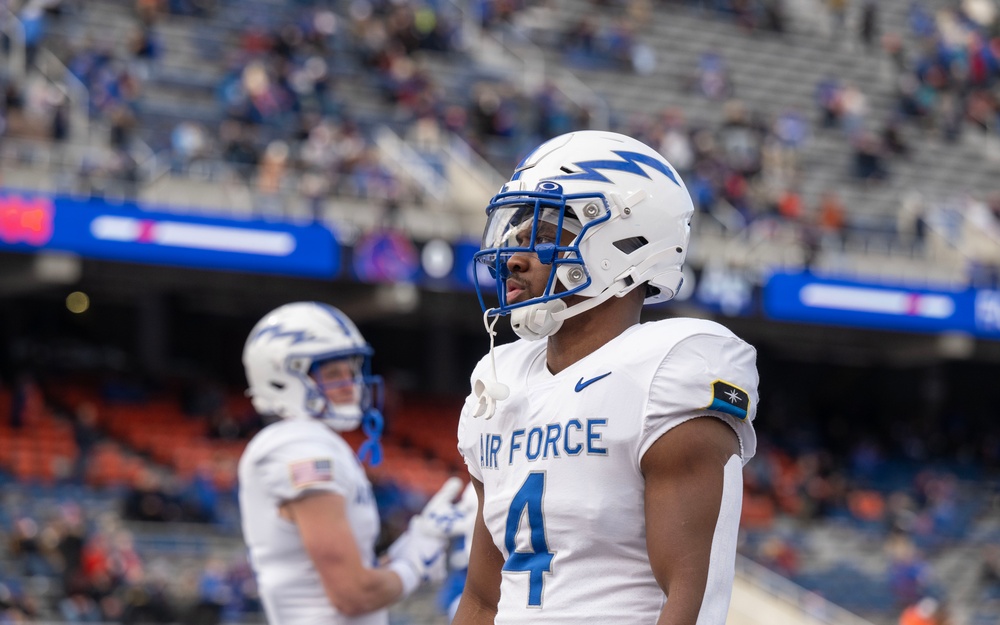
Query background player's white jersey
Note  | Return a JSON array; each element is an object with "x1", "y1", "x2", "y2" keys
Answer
[
  {"x1": 238, "y1": 419, "x2": 385, "y2": 625},
  {"x1": 457, "y1": 318, "x2": 759, "y2": 624}
]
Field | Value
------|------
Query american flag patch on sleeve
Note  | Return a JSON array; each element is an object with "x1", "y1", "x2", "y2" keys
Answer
[{"x1": 288, "y1": 458, "x2": 334, "y2": 488}]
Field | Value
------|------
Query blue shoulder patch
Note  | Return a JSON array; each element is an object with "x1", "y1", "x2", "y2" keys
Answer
[{"x1": 706, "y1": 380, "x2": 750, "y2": 420}]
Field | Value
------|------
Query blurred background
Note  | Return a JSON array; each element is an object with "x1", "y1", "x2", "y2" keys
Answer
[{"x1": 0, "y1": 0, "x2": 999, "y2": 623}]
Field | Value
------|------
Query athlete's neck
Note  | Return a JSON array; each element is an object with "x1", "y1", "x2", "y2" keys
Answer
[{"x1": 545, "y1": 289, "x2": 643, "y2": 374}]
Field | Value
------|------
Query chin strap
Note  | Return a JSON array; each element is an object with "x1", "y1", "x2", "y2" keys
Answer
[
  {"x1": 510, "y1": 285, "x2": 619, "y2": 342},
  {"x1": 511, "y1": 298, "x2": 567, "y2": 340},
  {"x1": 471, "y1": 311, "x2": 510, "y2": 419},
  {"x1": 357, "y1": 409, "x2": 384, "y2": 466}
]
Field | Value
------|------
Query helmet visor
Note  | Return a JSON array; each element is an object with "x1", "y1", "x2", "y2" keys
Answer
[{"x1": 481, "y1": 204, "x2": 581, "y2": 252}]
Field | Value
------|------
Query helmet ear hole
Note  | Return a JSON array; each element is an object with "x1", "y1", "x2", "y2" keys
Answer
[{"x1": 612, "y1": 237, "x2": 648, "y2": 254}]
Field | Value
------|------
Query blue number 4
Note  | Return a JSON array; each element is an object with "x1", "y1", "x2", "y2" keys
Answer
[{"x1": 503, "y1": 472, "x2": 554, "y2": 607}]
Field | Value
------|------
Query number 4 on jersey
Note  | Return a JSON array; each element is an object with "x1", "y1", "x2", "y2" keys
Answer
[{"x1": 503, "y1": 472, "x2": 554, "y2": 607}]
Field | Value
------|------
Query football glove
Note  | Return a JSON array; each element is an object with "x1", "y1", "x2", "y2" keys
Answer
[
  {"x1": 387, "y1": 476, "x2": 465, "y2": 596},
  {"x1": 414, "y1": 476, "x2": 471, "y2": 539}
]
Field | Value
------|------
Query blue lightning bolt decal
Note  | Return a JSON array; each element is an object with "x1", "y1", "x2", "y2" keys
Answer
[
  {"x1": 553, "y1": 150, "x2": 680, "y2": 186},
  {"x1": 252, "y1": 325, "x2": 316, "y2": 345}
]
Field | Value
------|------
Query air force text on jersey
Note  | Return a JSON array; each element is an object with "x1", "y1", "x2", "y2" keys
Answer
[{"x1": 480, "y1": 418, "x2": 609, "y2": 469}]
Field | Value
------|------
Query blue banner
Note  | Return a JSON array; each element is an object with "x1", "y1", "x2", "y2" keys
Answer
[
  {"x1": 451, "y1": 239, "x2": 488, "y2": 292},
  {"x1": 764, "y1": 272, "x2": 1000, "y2": 339},
  {"x1": 0, "y1": 192, "x2": 339, "y2": 278}
]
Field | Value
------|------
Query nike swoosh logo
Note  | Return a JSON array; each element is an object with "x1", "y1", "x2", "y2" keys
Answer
[
  {"x1": 423, "y1": 553, "x2": 441, "y2": 568},
  {"x1": 575, "y1": 372, "x2": 611, "y2": 392}
]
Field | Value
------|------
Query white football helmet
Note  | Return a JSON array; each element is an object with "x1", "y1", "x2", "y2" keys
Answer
[
  {"x1": 242, "y1": 302, "x2": 384, "y2": 462},
  {"x1": 474, "y1": 130, "x2": 694, "y2": 340}
]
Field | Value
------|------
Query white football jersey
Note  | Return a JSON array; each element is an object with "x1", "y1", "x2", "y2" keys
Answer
[
  {"x1": 238, "y1": 419, "x2": 385, "y2": 625},
  {"x1": 457, "y1": 318, "x2": 759, "y2": 624}
]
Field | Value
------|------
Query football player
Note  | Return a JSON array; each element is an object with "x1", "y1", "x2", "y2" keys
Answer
[
  {"x1": 238, "y1": 302, "x2": 466, "y2": 625},
  {"x1": 454, "y1": 131, "x2": 759, "y2": 624}
]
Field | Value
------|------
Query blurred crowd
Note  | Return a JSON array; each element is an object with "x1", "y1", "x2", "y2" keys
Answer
[
  {"x1": 3, "y1": 360, "x2": 1000, "y2": 622},
  {"x1": 740, "y1": 443, "x2": 980, "y2": 622},
  {"x1": 733, "y1": 356, "x2": 1000, "y2": 621},
  {"x1": 1, "y1": 0, "x2": 997, "y2": 281},
  {"x1": 0, "y1": 474, "x2": 425, "y2": 624},
  {"x1": 2, "y1": 499, "x2": 263, "y2": 624}
]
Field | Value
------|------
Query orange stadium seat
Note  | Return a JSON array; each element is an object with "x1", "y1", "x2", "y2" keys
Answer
[{"x1": 740, "y1": 494, "x2": 776, "y2": 530}]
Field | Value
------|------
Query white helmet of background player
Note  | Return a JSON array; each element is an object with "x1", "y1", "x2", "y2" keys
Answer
[
  {"x1": 474, "y1": 130, "x2": 694, "y2": 340},
  {"x1": 242, "y1": 302, "x2": 384, "y2": 463}
]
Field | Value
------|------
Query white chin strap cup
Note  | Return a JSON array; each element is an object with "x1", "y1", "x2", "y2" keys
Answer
[
  {"x1": 324, "y1": 403, "x2": 363, "y2": 432},
  {"x1": 471, "y1": 377, "x2": 509, "y2": 420},
  {"x1": 510, "y1": 299, "x2": 568, "y2": 341}
]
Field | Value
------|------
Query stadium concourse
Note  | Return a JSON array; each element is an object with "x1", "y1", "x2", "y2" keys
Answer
[{"x1": 1, "y1": 0, "x2": 1000, "y2": 624}]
